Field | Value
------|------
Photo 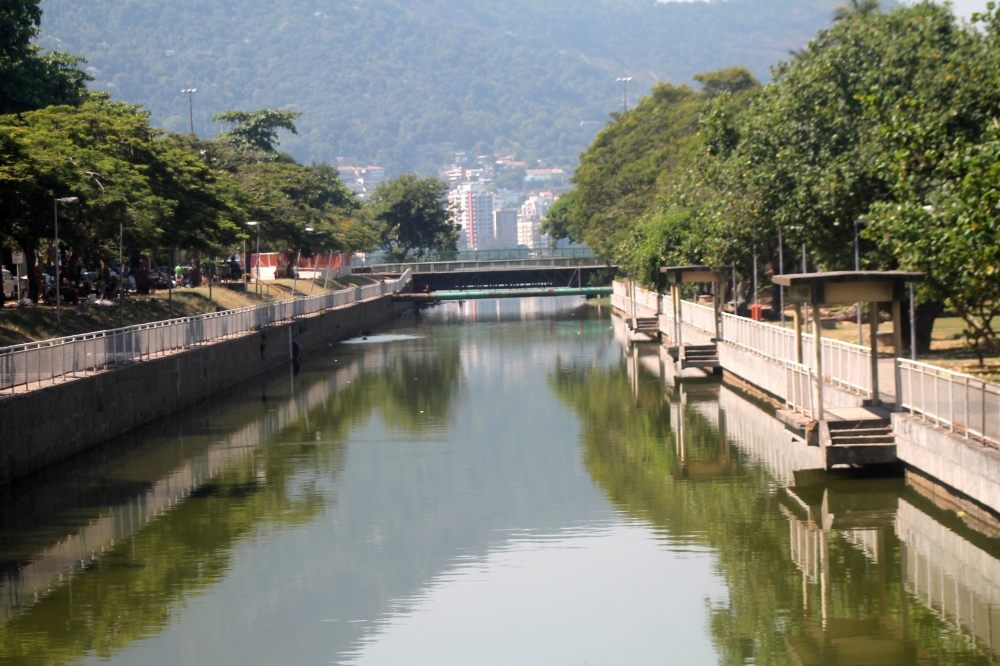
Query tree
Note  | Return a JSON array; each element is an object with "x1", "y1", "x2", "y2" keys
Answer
[
  {"x1": 0, "y1": 0, "x2": 90, "y2": 114},
  {"x1": 213, "y1": 110, "x2": 303, "y2": 153},
  {"x1": 544, "y1": 82, "x2": 711, "y2": 263},
  {"x1": 365, "y1": 175, "x2": 456, "y2": 262},
  {"x1": 833, "y1": 0, "x2": 880, "y2": 22}
]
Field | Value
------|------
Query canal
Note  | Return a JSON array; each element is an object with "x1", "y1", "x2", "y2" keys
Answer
[{"x1": 1, "y1": 297, "x2": 999, "y2": 665}]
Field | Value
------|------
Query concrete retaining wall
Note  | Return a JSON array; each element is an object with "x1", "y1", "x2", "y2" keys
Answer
[
  {"x1": 0, "y1": 295, "x2": 411, "y2": 485},
  {"x1": 895, "y1": 412, "x2": 1000, "y2": 513}
]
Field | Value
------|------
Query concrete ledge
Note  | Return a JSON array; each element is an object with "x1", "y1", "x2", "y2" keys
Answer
[
  {"x1": 0, "y1": 296, "x2": 412, "y2": 486},
  {"x1": 894, "y1": 412, "x2": 1000, "y2": 514}
]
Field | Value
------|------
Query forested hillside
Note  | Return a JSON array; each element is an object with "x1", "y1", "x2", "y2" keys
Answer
[{"x1": 36, "y1": 0, "x2": 839, "y2": 172}]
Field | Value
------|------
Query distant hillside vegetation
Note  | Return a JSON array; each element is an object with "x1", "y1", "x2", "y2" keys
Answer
[{"x1": 37, "y1": 0, "x2": 839, "y2": 172}]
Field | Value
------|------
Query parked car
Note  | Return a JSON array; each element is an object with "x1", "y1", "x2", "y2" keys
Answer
[{"x1": 2, "y1": 269, "x2": 14, "y2": 299}]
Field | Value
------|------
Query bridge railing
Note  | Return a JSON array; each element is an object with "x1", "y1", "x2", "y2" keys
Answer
[
  {"x1": 357, "y1": 256, "x2": 609, "y2": 274},
  {"x1": 898, "y1": 359, "x2": 1000, "y2": 447},
  {"x1": 353, "y1": 247, "x2": 594, "y2": 266},
  {"x1": 0, "y1": 271, "x2": 411, "y2": 395}
]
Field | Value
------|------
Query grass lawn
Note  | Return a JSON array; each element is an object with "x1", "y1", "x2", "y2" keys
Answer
[
  {"x1": 0, "y1": 276, "x2": 386, "y2": 346},
  {"x1": 0, "y1": 286, "x2": 278, "y2": 346}
]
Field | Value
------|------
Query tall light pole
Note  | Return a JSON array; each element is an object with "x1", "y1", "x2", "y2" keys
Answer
[
  {"x1": 53, "y1": 197, "x2": 79, "y2": 331},
  {"x1": 247, "y1": 221, "x2": 261, "y2": 296},
  {"x1": 778, "y1": 226, "x2": 785, "y2": 328},
  {"x1": 617, "y1": 77, "x2": 633, "y2": 113},
  {"x1": 304, "y1": 227, "x2": 316, "y2": 294},
  {"x1": 182, "y1": 88, "x2": 197, "y2": 135}
]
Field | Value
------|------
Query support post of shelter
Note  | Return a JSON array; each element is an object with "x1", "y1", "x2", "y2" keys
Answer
[
  {"x1": 892, "y1": 300, "x2": 904, "y2": 409},
  {"x1": 869, "y1": 303, "x2": 880, "y2": 406},
  {"x1": 714, "y1": 278, "x2": 722, "y2": 342},
  {"x1": 673, "y1": 282, "x2": 682, "y2": 347},
  {"x1": 793, "y1": 303, "x2": 803, "y2": 365},
  {"x1": 813, "y1": 304, "x2": 824, "y2": 419}
]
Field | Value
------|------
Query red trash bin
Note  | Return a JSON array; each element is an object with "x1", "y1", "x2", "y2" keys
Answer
[{"x1": 750, "y1": 303, "x2": 764, "y2": 321}]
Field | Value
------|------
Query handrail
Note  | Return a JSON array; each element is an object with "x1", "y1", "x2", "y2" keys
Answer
[
  {"x1": 357, "y1": 257, "x2": 610, "y2": 274},
  {"x1": 0, "y1": 270, "x2": 411, "y2": 394},
  {"x1": 622, "y1": 282, "x2": 874, "y2": 407},
  {"x1": 898, "y1": 358, "x2": 1000, "y2": 447}
]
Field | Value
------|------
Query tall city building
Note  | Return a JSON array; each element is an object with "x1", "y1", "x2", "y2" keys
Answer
[
  {"x1": 493, "y1": 209, "x2": 519, "y2": 248},
  {"x1": 517, "y1": 193, "x2": 555, "y2": 249},
  {"x1": 448, "y1": 183, "x2": 501, "y2": 249}
]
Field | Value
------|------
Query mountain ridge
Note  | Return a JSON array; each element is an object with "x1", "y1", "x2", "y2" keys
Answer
[{"x1": 36, "y1": 0, "x2": 840, "y2": 173}]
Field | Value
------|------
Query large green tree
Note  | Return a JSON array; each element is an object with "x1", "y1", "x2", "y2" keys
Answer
[
  {"x1": 0, "y1": 0, "x2": 89, "y2": 114},
  {"x1": 694, "y1": 3, "x2": 986, "y2": 349},
  {"x1": 365, "y1": 175, "x2": 456, "y2": 262}
]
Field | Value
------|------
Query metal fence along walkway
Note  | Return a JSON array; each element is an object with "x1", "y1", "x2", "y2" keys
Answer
[
  {"x1": 617, "y1": 280, "x2": 1000, "y2": 439},
  {"x1": 0, "y1": 271, "x2": 411, "y2": 395}
]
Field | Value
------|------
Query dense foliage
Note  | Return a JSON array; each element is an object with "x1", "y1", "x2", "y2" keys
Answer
[
  {"x1": 365, "y1": 175, "x2": 456, "y2": 262},
  {"x1": 1, "y1": 0, "x2": 459, "y2": 300},
  {"x1": 35, "y1": 0, "x2": 841, "y2": 171},
  {"x1": 0, "y1": 0, "x2": 88, "y2": 113},
  {"x1": 551, "y1": 2, "x2": 1000, "y2": 356}
]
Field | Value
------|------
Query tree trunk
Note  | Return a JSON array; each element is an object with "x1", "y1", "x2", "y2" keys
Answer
[
  {"x1": 899, "y1": 297, "x2": 943, "y2": 355},
  {"x1": 190, "y1": 250, "x2": 202, "y2": 289},
  {"x1": 24, "y1": 246, "x2": 39, "y2": 303}
]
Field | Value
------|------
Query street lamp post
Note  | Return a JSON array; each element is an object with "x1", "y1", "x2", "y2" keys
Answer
[
  {"x1": 53, "y1": 197, "x2": 79, "y2": 330},
  {"x1": 246, "y1": 221, "x2": 261, "y2": 296},
  {"x1": 304, "y1": 227, "x2": 315, "y2": 294},
  {"x1": 778, "y1": 226, "x2": 785, "y2": 328},
  {"x1": 181, "y1": 88, "x2": 198, "y2": 135},
  {"x1": 616, "y1": 77, "x2": 633, "y2": 113}
]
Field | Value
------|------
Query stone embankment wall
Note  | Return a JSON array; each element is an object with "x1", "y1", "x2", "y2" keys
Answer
[{"x1": 0, "y1": 295, "x2": 411, "y2": 485}]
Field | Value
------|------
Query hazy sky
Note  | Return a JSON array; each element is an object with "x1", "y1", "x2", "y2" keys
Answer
[
  {"x1": 663, "y1": 0, "x2": 990, "y2": 23},
  {"x1": 945, "y1": 0, "x2": 989, "y2": 21}
]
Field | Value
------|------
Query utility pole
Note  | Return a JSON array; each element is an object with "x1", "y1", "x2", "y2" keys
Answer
[
  {"x1": 182, "y1": 88, "x2": 197, "y2": 135},
  {"x1": 616, "y1": 77, "x2": 633, "y2": 113}
]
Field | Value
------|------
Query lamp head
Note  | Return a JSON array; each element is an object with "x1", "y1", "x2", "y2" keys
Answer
[{"x1": 56, "y1": 197, "x2": 79, "y2": 204}]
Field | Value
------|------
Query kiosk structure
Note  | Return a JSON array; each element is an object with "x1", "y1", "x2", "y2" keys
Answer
[
  {"x1": 659, "y1": 265, "x2": 726, "y2": 369},
  {"x1": 773, "y1": 271, "x2": 923, "y2": 469},
  {"x1": 773, "y1": 271, "x2": 923, "y2": 415}
]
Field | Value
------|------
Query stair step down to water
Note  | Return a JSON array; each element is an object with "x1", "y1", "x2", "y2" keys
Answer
[
  {"x1": 830, "y1": 434, "x2": 896, "y2": 445},
  {"x1": 828, "y1": 419, "x2": 891, "y2": 430}
]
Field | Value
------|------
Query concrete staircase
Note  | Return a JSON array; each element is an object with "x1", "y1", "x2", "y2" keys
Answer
[
  {"x1": 681, "y1": 344, "x2": 720, "y2": 370},
  {"x1": 820, "y1": 417, "x2": 896, "y2": 469},
  {"x1": 629, "y1": 317, "x2": 660, "y2": 340}
]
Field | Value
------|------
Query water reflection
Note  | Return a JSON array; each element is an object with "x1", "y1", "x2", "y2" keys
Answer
[
  {"x1": 554, "y1": 337, "x2": 1000, "y2": 665},
  {"x1": 3, "y1": 299, "x2": 1000, "y2": 664}
]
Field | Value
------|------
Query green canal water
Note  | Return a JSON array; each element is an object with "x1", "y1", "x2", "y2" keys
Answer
[{"x1": 2, "y1": 297, "x2": 1000, "y2": 665}]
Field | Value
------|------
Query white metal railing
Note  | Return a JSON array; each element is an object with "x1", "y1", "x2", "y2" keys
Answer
[
  {"x1": 785, "y1": 360, "x2": 816, "y2": 418},
  {"x1": 0, "y1": 271, "x2": 411, "y2": 394},
  {"x1": 680, "y1": 300, "x2": 716, "y2": 335},
  {"x1": 898, "y1": 359, "x2": 1000, "y2": 447},
  {"x1": 720, "y1": 312, "x2": 871, "y2": 398},
  {"x1": 721, "y1": 313, "x2": 798, "y2": 361}
]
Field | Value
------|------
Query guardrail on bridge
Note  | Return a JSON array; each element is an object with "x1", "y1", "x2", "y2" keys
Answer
[{"x1": 355, "y1": 257, "x2": 609, "y2": 274}]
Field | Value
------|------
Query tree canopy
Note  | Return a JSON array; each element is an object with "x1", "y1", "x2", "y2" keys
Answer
[
  {"x1": 365, "y1": 175, "x2": 456, "y2": 262},
  {"x1": 549, "y1": 2, "x2": 1000, "y2": 356}
]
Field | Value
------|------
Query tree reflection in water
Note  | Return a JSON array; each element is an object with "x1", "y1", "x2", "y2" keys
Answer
[
  {"x1": 0, "y1": 342, "x2": 463, "y2": 666},
  {"x1": 549, "y1": 357, "x2": 999, "y2": 665}
]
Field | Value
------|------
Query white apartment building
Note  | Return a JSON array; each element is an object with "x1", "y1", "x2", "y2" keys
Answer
[
  {"x1": 493, "y1": 209, "x2": 519, "y2": 248},
  {"x1": 516, "y1": 193, "x2": 555, "y2": 249},
  {"x1": 448, "y1": 183, "x2": 501, "y2": 249},
  {"x1": 337, "y1": 166, "x2": 387, "y2": 200}
]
